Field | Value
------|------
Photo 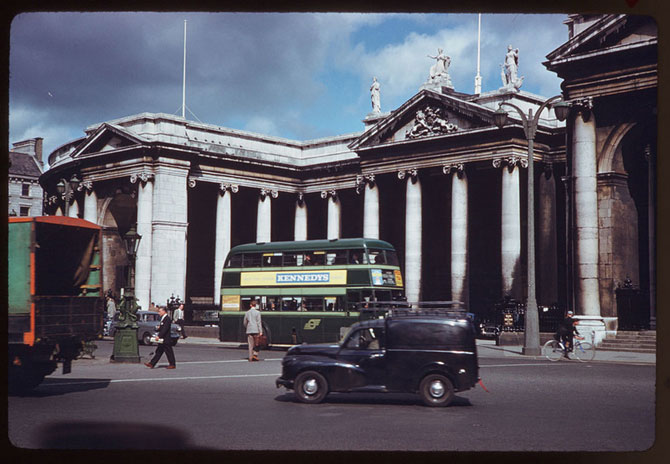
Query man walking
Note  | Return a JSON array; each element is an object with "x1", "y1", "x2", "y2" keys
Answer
[
  {"x1": 173, "y1": 303, "x2": 187, "y2": 339},
  {"x1": 145, "y1": 306, "x2": 176, "y2": 369},
  {"x1": 243, "y1": 299, "x2": 263, "y2": 362}
]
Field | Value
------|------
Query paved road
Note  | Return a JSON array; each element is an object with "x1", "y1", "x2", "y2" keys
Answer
[{"x1": 8, "y1": 339, "x2": 656, "y2": 451}]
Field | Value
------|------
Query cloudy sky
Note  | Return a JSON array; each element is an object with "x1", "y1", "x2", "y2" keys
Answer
[{"x1": 9, "y1": 12, "x2": 569, "y2": 162}]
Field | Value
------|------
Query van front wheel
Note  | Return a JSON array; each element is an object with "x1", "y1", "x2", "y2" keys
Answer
[
  {"x1": 419, "y1": 374, "x2": 454, "y2": 407},
  {"x1": 294, "y1": 371, "x2": 328, "y2": 404}
]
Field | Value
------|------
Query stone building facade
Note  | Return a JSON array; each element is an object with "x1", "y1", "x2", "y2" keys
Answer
[
  {"x1": 9, "y1": 138, "x2": 44, "y2": 217},
  {"x1": 545, "y1": 14, "x2": 657, "y2": 330},
  {"x1": 39, "y1": 14, "x2": 656, "y2": 335}
]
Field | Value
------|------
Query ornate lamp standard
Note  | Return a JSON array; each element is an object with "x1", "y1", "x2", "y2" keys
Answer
[
  {"x1": 112, "y1": 224, "x2": 143, "y2": 363},
  {"x1": 56, "y1": 174, "x2": 81, "y2": 216},
  {"x1": 494, "y1": 96, "x2": 570, "y2": 355}
]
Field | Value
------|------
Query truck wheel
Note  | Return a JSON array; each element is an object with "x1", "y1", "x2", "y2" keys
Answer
[
  {"x1": 419, "y1": 374, "x2": 454, "y2": 407},
  {"x1": 294, "y1": 371, "x2": 328, "y2": 404},
  {"x1": 142, "y1": 333, "x2": 153, "y2": 346}
]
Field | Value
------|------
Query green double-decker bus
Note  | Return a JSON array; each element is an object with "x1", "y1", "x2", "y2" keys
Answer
[{"x1": 218, "y1": 238, "x2": 404, "y2": 346}]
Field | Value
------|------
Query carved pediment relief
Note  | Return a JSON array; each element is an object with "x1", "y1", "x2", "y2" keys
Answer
[
  {"x1": 405, "y1": 105, "x2": 458, "y2": 139},
  {"x1": 73, "y1": 123, "x2": 143, "y2": 158}
]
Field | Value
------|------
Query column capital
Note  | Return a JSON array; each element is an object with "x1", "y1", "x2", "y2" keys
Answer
[
  {"x1": 321, "y1": 189, "x2": 338, "y2": 200},
  {"x1": 398, "y1": 168, "x2": 418, "y2": 181},
  {"x1": 219, "y1": 182, "x2": 239, "y2": 195},
  {"x1": 493, "y1": 157, "x2": 526, "y2": 170},
  {"x1": 77, "y1": 180, "x2": 94, "y2": 192},
  {"x1": 187, "y1": 178, "x2": 197, "y2": 188},
  {"x1": 130, "y1": 171, "x2": 155, "y2": 185},
  {"x1": 355, "y1": 173, "x2": 376, "y2": 194},
  {"x1": 260, "y1": 188, "x2": 278, "y2": 199},
  {"x1": 568, "y1": 96, "x2": 594, "y2": 121},
  {"x1": 297, "y1": 192, "x2": 305, "y2": 204},
  {"x1": 442, "y1": 163, "x2": 465, "y2": 176}
]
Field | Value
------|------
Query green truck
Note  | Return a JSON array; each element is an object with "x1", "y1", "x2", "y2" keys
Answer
[{"x1": 8, "y1": 216, "x2": 104, "y2": 392}]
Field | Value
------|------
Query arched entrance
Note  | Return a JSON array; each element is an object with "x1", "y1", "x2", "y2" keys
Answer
[{"x1": 100, "y1": 191, "x2": 137, "y2": 299}]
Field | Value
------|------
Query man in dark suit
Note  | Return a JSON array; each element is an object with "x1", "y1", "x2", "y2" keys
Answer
[{"x1": 145, "y1": 306, "x2": 176, "y2": 369}]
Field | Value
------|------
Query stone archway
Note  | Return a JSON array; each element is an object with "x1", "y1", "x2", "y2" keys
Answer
[
  {"x1": 100, "y1": 192, "x2": 137, "y2": 299},
  {"x1": 596, "y1": 121, "x2": 654, "y2": 319}
]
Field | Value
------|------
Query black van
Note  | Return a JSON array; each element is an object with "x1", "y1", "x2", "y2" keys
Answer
[{"x1": 276, "y1": 309, "x2": 479, "y2": 407}]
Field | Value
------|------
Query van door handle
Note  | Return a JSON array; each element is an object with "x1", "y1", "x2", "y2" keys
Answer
[{"x1": 369, "y1": 353, "x2": 383, "y2": 358}]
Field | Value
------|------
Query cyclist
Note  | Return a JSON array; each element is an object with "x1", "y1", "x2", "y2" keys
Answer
[{"x1": 556, "y1": 310, "x2": 581, "y2": 358}]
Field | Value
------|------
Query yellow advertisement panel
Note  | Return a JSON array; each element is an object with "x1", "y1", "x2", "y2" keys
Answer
[
  {"x1": 241, "y1": 270, "x2": 347, "y2": 287},
  {"x1": 394, "y1": 270, "x2": 404, "y2": 287},
  {"x1": 221, "y1": 294, "x2": 241, "y2": 311}
]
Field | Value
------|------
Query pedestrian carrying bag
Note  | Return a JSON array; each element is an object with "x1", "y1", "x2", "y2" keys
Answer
[{"x1": 254, "y1": 333, "x2": 268, "y2": 349}]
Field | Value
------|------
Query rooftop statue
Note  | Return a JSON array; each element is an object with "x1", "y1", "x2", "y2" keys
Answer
[
  {"x1": 370, "y1": 77, "x2": 381, "y2": 113},
  {"x1": 425, "y1": 48, "x2": 453, "y2": 89},
  {"x1": 500, "y1": 45, "x2": 524, "y2": 92}
]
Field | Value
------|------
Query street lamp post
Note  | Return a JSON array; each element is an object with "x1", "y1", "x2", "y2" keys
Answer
[
  {"x1": 494, "y1": 96, "x2": 569, "y2": 356},
  {"x1": 55, "y1": 174, "x2": 81, "y2": 216},
  {"x1": 111, "y1": 224, "x2": 143, "y2": 363}
]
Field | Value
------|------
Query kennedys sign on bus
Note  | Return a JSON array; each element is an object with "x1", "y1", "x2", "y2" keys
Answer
[
  {"x1": 277, "y1": 273, "x2": 329, "y2": 283},
  {"x1": 240, "y1": 270, "x2": 347, "y2": 286}
]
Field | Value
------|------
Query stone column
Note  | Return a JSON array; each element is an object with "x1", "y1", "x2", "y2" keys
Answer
[
  {"x1": 131, "y1": 172, "x2": 154, "y2": 311},
  {"x1": 257, "y1": 188, "x2": 277, "y2": 243},
  {"x1": 495, "y1": 157, "x2": 523, "y2": 299},
  {"x1": 572, "y1": 105, "x2": 601, "y2": 317},
  {"x1": 68, "y1": 198, "x2": 79, "y2": 218},
  {"x1": 214, "y1": 183, "x2": 237, "y2": 306},
  {"x1": 322, "y1": 190, "x2": 340, "y2": 240},
  {"x1": 81, "y1": 181, "x2": 98, "y2": 224},
  {"x1": 294, "y1": 193, "x2": 308, "y2": 241},
  {"x1": 358, "y1": 174, "x2": 379, "y2": 239},
  {"x1": 400, "y1": 169, "x2": 422, "y2": 302},
  {"x1": 538, "y1": 165, "x2": 558, "y2": 305},
  {"x1": 150, "y1": 160, "x2": 189, "y2": 306},
  {"x1": 445, "y1": 164, "x2": 468, "y2": 304}
]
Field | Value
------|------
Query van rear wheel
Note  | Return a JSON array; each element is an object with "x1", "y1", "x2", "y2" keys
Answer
[
  {"x1": 419, "y1": 374, "x2": 454, "y2": 407},
  {"x1": 294, "y1": 371, "x2": 328, "y2": 404}
]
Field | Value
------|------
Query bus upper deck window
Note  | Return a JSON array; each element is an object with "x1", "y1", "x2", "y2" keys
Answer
[
  {"x1": 327, "y1": 250, "x2": 348, "y2": 265},
  {"x1": 368, "y1": 249, "x2": 386, "y2": 265},
  {"x1": 349, "y1": 249, "x2": 367, "y2": 264},
  {"x1": 243, "y1": 253, "x2": 262, "y2": 267},
  {"x1": 385, "y1": 251, "x2": 400, "y2": 266},
  {"x1": 228, "y1": 254, "x2": 243, "y2": 268}
]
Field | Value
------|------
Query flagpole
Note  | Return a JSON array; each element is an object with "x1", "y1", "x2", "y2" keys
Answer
[
  {"x1": 475, "y1": 13, "x2": 482, "y2": 94},
  {"x1": 182, "y1": 20, "x2": 187, "y2": 119}
]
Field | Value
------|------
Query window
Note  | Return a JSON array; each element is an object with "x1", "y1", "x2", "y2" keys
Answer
[
  {"x1": 227, "y1": 254, "x2": 243, "y2": 268},
  {"x1": 326, "y1": 250, "x2": 348, "y2": 265},
  {"x1": 345, "y1": 327, "x2": 384, "y2": 350},
  {"x1": 242, "y1": 253, "x2": 262, "y2": 267},
  {"x1": 368, "y1": 249, "x2": 387, "y2": 265},
  {"x1": 21, "y1": 184, "x2": 30, "y2": 196},
  {"x1": 385, "y1": 251, "x2": 400, "y2": 266},
  {"x1": 19, "y1": 206, "x2": 30, "y2": 217},
  {"x1": 349, "y1": 249, "x2": 368, "y2": 264},
  {"x1": 262, "y1": 253, "x2": 283, "y2": 267}
]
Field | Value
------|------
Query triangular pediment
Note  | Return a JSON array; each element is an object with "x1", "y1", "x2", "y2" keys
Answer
[
  {"x1": 546, "y1": 14, "x2": 657, "y2": 64},
  {"x1": 72, "y1": 123, "x2": 145, "y2": 158},
  {"x1": 350, "y1": 89, "x2": 498, "y2": 150}
]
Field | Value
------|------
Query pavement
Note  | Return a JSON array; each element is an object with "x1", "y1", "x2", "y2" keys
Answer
[{"x1": 175, "y1": 336, "x2": 656, "y2": 365}]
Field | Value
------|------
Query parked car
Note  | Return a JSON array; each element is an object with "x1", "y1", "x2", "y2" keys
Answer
[
  {"x1": 109, "y1": 310, "x2": 180, "y2": 346},
  {"x1": 276, "y1": 310, "x2": 479, "y2": 407}
]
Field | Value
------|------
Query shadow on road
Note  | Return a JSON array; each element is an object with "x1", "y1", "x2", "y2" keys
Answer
[
  {"x1": 8, "y1": 378, "x2": 112, "y2": 397},
  {"x1": 31, "y1": 421, "x2": 204, "y2": 449},
  {"x1": 274, "y1": 392, "x2": 472, "y2": 407}
]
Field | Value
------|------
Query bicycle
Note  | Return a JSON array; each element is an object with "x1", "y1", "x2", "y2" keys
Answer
[{"x1": 542, "y1": 331, "x2": 595, "y2": 362}]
